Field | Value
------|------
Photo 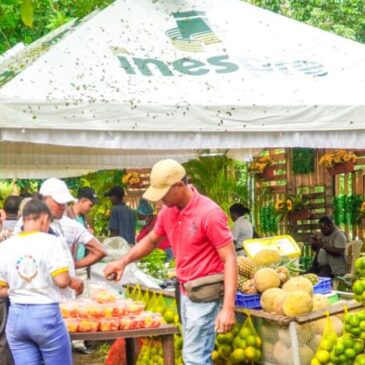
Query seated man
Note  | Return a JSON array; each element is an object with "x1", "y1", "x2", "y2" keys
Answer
[{"x1": 307, "y1": 216, "x2": 347, "y2": 278}]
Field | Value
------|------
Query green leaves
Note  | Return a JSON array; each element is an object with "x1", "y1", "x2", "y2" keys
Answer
[{"x1": 21, "y1": 0, "x2": 33, "y2": 27}]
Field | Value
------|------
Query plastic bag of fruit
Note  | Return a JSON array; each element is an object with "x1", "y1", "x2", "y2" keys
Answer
[
  {"x1": 343, "y1": 309, "x2": 365, "y2": 340},
  {"x1": 212, "y1": 310, "x2": 262, "y2": 365},
  {"x1": 88, "y1": 281, "x2": 120, "y2": 303},
  {"x1": 327, "y1": 333, "x2": 364, "y2": 365},
  {"x1": 311, "y1": 311, "x2": 338, "y2": 365}
]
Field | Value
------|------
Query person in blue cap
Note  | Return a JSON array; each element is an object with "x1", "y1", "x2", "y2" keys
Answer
[{"x1": 136, "y1": 199, "x2": 172, "y2": 259}]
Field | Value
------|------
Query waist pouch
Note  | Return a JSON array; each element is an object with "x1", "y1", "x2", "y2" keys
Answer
[{"x1": 183, "y1": 273, "x2": 224, "y2": 303}]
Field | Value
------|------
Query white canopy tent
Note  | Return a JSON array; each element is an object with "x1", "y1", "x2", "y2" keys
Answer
[{"x1": 0, "y1": 0, "x2": 365, "y2": 177}]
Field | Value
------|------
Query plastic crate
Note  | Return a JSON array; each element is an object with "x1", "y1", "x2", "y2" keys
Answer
[
  {"x1": 235, "y1": 292, "x2": 261, "y2": 309},
  {"x1": 313, "y1": 277, "x2": 332, "y2": 294}
]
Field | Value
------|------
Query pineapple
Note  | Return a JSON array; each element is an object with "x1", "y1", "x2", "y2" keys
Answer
[
  {"x1": 237, "y1": 275, "x2": 248, "y2": 293},
  {"x1": 237, "y1": 256, "x2": 256, "y2": 278},
  {"x1": 303, "y1": 273, "x2": 319, "y2": 285}
]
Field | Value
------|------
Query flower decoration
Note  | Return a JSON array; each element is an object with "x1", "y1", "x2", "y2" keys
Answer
[
  {"x1": 248, "y1": 156, "x2": 272, "y2": 173},
  {"x1": 122, "y1": 171, "x2": 141, "y2": 187},
  {"x1": 319, "y1": 150, "x2": 356, "y2": 169},
  {"x1": 275, "y1": 193, "x2": 308, "y2": 220}
]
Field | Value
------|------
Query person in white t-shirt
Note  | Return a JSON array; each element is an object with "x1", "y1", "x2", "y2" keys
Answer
[
  {"x1": 229, "y1": 203, "x2": 254, "y2": 256},
  {"x1": 0, "y1": 199, "x2": 72, "y2": 365}
]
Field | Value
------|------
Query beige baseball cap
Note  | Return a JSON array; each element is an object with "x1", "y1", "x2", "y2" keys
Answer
[{"x1": 143, "y1": 159, "x2": 186, "y2": 202}]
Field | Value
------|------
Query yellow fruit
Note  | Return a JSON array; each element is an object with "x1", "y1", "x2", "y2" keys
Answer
[
  {"x1": 316, "y1": 350, "x2": 330, "y2": 363},
  {"x1": 260, "y1": 288, "x2": 287, "y2": 315},
  {"x1": 254, "y1": 268, "x2": 281, "y2": 293},
  {"x1": 282, "y1": 291, "x2": 313, "y2": 317},
  {"x1": 282, "y1": 277, "x2": 313, "y2": 295},
  {"x1": 253, "y1": 249, "x2": 281, "y2": 266},
  {"x1": 230, "y1": 348, "x2": 245, "y2": 363},
  {"x1": 244, "y1": 346, "x2": 256, "y2": 361},
  {"x1": 163, "y1": 310, "x2": 174, "y2": 324},
  {"x1": 312, "y1": 294, "x2": 329, "y2": 311},
  {"x1": 211, "y1": 350, "x2": 219, "y2": 361}
]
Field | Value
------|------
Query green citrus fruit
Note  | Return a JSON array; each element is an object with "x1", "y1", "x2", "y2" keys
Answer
[{"x1": 344, "y1": 348, "x2": 356, "y2": 359}]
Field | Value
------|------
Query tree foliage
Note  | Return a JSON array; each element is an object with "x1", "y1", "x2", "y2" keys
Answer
[
  {"x1": 247, "y1": 0, "x2": 365, "y2": 44},
  {"x1": 0, "y1": 0, "x2": 364, "y2": 55},
  {"x1": 0, "y1": 0, "x2": 113, "y2": 54}
]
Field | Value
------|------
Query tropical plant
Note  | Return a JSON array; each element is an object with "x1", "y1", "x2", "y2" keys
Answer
[{"x1": 184, "y1": 153, "x2": 248, "y2": 213}]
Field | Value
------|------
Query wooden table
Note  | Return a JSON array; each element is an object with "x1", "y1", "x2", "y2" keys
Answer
[{"x1": 70, "y1": 324, "x2": 178, "y2": 365}]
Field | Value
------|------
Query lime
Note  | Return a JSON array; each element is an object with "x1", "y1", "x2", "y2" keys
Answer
[
  {"x1": 353, "y1": 281, "x2": 364, "y2": 295},
  {"x1": 316, "y1": 350, "x2": 330, "y2": 363},
  {"x1": 231, "y1": 323, "x2": 241, "y2": 337},
  {"x1": 244, "y1": 346, "x2": 256, "y2": 361},
  {"x1": 355, "y1": 354, "x2": 365, "y2": 365},
  {"x1": 344, "y1": 324, "x2": 352, "y2": 333},
  {"x1": 246, "y1": 335, "x2": 257, "y2": 347},
  {"x1": 255, "y1": 336, "x2": 262, "y2": 348},
  {"x1": 343, "y1": 312, "x2": 352, "y2": 323},
  {"x1": 218, "y1": 344, "x2": 232, "y2": 358},
  {"x1": 351, "y1": 327, "x2": 362, "y2": 337},
  {"x1": 338, "y1": 354, "x2": 347, "y2": 363},
  {"x1": 216, "y1": 333, "x2": 226, "y2": 344},
  {"x1": 360, "y1": 321, "x2": 365, "y2": 331},
  {"x1": 353, "y1": 340, "x2": 364, "y2": 354},
  {"x1": 330, "y1": 352, "x2": 340, "y2": 363},
  {"x1": 344, "y1": 348, "x2": 356, "y2": 359},
  {"x1": 239, "y1": 327, "x2": 253, "y2": 338},
  {"x1": 343, "y1": 337, "x2": 354, "y2": 349},
  {"x1": 359, "y1": 311, "x2": 365, "y2": 321},
  {"x1": 232, "y1": 337, "x2": 246, "y2": 349},
  {"x1": 349, "y1": 315, "x2": 360, "y2": 327},
  {"x1": 255, "y1": 349, "x2": 262, "y2": 361},
  {"x1": 360, "y1": 332, "x2": 365, "y2": 341},
  {"x1": 224, "y1": 333, "x2": 234, "y2": 344},
  {"x1": 334, "y1": 343, "x2": 345, "y2": 355}
]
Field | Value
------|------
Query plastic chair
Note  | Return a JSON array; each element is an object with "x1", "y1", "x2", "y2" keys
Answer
[{"x1": 346, "y1": 239, "x2": 363, "y2": 274}]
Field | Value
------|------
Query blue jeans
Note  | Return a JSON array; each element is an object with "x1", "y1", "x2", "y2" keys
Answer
[
  {"x1": 180, "y1": 295, "x2": 220, "y2": 365},
  {"x1": 6, "y1": 303, "x2": 71, "y2": 365}
]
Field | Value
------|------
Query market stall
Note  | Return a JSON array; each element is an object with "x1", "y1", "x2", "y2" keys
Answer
[{"x1": 1, "y1": 0, "x2": 365, "y2": 177}]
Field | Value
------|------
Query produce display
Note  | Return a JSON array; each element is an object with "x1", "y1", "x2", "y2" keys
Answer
[
  {"x1": 236, "y1": 250, "x2": 328, "y2": 317},
  {"x1": 61, "y1": 296, "x2": 163, "y2": 333}
]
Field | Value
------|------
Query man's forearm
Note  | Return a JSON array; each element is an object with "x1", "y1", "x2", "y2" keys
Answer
[
  {"x1": 222, "y1": 253, "x2": 237, "y2": 310},
  {"x1": 76, "y1": 240, "x2": 107, "y2": 268},
  {"x1": 323, "y1": 246, "x2": 345, "y2": 257}
]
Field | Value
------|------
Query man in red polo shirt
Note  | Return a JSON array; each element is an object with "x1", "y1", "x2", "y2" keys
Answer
[{"x1": 104, "y1": 159, "x2": 237, "y2": 365}]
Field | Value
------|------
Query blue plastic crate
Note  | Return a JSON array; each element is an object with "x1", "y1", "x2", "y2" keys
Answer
[
  {"x1": 235, "y1": 292, "x2": 261, "y2": 309},
  {"x1": 313, "y1": 277, "x2": 332, "y2": 294}
]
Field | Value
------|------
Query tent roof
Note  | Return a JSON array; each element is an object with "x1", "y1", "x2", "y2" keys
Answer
[{"x1": 1, "y1": 0, "x2": 365, "y2": 176}]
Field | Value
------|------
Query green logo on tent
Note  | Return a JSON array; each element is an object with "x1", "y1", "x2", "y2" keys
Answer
[{"x1": 166, "y1": 11, "x2": 221, "y2": 52}]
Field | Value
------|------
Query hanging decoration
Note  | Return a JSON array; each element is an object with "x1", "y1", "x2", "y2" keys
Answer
[{"x1": 291, "y1": 148, "x2": 315, "y2": 175}]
